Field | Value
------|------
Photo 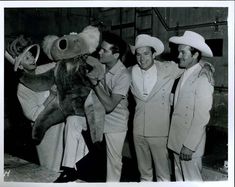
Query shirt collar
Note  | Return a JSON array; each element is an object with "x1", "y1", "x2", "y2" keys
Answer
[
  {"x1": 136, "y1": 61, "x2": 157, "y2": 73},
  {"x1": 108, "y1": 59, "x2": 123, "y2": 75},
  {"x1": 184, "y1": 63, "x2": 200, "y2": 75},
  {"x1": 141, "y1": 63, "x2": 157, "y2": 74}
]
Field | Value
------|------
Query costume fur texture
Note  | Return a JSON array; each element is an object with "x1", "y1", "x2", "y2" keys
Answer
[{"x1": 20, "y1": 26, "x2": 105, "y2": 144}]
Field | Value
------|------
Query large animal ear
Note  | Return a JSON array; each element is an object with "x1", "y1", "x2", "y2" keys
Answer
[
  {"x1": 42, "y1": 35, "x2": 59, "y2": 60},
  {"x1": 80, "y1": 26, "x2": 100, "y2": 54}
]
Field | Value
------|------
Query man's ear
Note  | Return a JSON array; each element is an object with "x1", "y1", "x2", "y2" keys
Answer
[
  {"x1": 193, "y1": 52, "x2": 199, "y2": 59},
  {"x1": 113, "y1": 53, "x2": 120, "y2": 59},
  {"x1": 152, "y1": 52, "x2": 157, "y2": 59}
]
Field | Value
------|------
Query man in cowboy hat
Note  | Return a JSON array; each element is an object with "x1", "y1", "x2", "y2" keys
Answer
[
  {"x1": 130, "y1": 34, "x2": 184, "y2": 181},
  {"x1": 129, "y1": 33, "x2": 214, "y2": 182},
  {"x1": 167, "y1": 31, "x2": 214, "y2": 181}
]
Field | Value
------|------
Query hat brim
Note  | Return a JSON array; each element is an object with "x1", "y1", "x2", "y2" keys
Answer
[
  {"x1": 169, "y1": 36, "x2": 213, "y2": 57},
  {"x1": 14, "y1": 44, "x2": 40, "y2": 71}
]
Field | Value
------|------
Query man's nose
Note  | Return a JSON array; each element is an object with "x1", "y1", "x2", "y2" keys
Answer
[
  {"x1": 178, "y1": 53, "x2": 182, "y2": 59},
  {"x1": 139, "y1": 55, "x2": 145, "y2": 61}
]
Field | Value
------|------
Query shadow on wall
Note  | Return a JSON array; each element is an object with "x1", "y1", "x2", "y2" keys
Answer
[{"x1": 204, "y1": 89, "x2": 228, "y2": 170}]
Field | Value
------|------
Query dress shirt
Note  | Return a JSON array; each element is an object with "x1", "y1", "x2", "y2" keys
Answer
[
  {"x1": 174, "y1": 63, "x2": 200, "y2": 107},
  {"x1": 132, "y1": 64, "x2": 157, "y2": 100}
]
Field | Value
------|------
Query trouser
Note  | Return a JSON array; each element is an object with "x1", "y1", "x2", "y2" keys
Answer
[
  {"x1": 75, "y1": 133, "x2": 106, "y2": 182},
  {"x1": 173, "y1": 152, "x2": 203, "y2": 181},
  {"x1": 105, "y1": 131, "x2": 127, "y2": 182},
  {"x1": 62, "y1": 116, "x2": 89, "y2": 169},
  {"x1": 133, "y1": 135, "x2": 171, "y2": 181},
  {"x1": 36, "y1": 123, "x2": 64, "y2": 172}
]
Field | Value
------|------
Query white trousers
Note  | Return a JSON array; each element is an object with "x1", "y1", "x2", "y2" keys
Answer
[
  {"x1": 105, "y1": 131, "x2": 127, "y2": 182},
  {"x1": 37, "y1": 123, "x2": 64, "y2": 172},
  {"x1": 133, "y1": 135, "x2": 171, "y2": 181},
  {"x1": 173, "y1": 152, "x2": 203, "y2": 181},
  {"x1": 62, "y1": 116, "x2": 89, "y2": 169}
]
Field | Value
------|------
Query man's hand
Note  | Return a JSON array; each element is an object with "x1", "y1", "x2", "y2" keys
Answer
[
  {"x1": 179, "y1": 145, "x2": 194, "y2": 161},
  {"x1": 199, "y1": 61, "x2": 215, "y2": 86},
  {"x1": 86, "y1": 56, "x2": 105, "y2": 86}
]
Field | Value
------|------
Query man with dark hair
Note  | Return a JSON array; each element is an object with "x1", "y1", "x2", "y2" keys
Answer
[
  {"x1": 129, "y1": 33, "x2": 214, "y2": 182},
  {"x1": 167, "y1": 31, "x2": 214, "y2": 181},
  {"x1": 86, "y1": 31, "x2": 131, "y2": 181},
  {"x1": 130, "y1": 34, "x2": 183, "y2": 181}
]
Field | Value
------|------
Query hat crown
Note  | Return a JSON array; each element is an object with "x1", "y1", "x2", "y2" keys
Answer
[
  {"x1": 183, "y1": 31, "x2": 205, "y2": 43},
  {"x1": 135, "y1": 34, "x2": 152, "y2": 46},
  {"x1": 135, "y1": 34, "x2": 164, "y2": 56},
  {"x1": 169, "y1": 30, "x2": 213, "y2": 57}
]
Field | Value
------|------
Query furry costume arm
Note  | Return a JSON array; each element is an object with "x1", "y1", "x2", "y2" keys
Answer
[{"x1": 20, "y1": 68, "x2": 55, "y2": 92}]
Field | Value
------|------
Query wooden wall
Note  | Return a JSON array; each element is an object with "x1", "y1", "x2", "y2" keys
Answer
[{"x1": 4, "y1": 7, "x2": 228, "y2": 130}]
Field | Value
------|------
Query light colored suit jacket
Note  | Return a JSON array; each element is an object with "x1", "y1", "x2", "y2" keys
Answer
[
  {"x1": 130, "y1": 60, "x2": 182, "y2": 137},
  {"x1": 167, "y1": 63, "x2": 214, "y2": 158}
]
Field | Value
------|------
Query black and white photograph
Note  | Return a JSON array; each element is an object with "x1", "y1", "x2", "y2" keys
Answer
[{"x1": 1, "y1": 1, "x2": 234, "y2": 187}]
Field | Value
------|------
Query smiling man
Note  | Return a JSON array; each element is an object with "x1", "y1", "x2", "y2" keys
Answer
[
  {"x1": 130, "y1": 34, "x2": 183, "y2": 181},
  {"x1": 86, "y1": 31, "x2": 131, "y2": 182},
  {"x1": 167, "y1": 31, "x2": 214, "y2": 181}
]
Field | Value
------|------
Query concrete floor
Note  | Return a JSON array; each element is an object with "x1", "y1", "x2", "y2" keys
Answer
[
  {"x1": 4, "y1": 153, "x2": 85, "y2": 183},
  {"x1": 4, "y1": 118, "x2": 228, "y2": 183},
  {"x1": 4, "y1": 153, "x2": 228, "y2": 183}
]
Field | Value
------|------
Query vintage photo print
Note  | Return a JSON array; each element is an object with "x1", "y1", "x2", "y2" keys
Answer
[{"x1": 0, "y1": 1, "x2": 234, "y2": 187}]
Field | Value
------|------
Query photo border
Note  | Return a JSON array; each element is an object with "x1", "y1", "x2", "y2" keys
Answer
[{"x1": 0, "y1": 1, "x2": 234, "y2": 187}]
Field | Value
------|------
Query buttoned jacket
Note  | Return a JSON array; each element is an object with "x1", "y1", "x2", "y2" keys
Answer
[
  {"x1": 130, "y1": 60, "x2": 182, "y2": 137},
  {"x1": 167, "y1": 63, "x2": 214, "y2": 157}
]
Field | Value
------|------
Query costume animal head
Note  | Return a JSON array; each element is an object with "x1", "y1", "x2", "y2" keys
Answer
[{"x1": 46, "y1": 26, "x2": 100, "y2": 61}]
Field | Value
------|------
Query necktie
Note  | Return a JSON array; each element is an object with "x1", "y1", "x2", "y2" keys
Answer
[{"x1": 174, "y1": 74, "x2": 184, "y2": 107}]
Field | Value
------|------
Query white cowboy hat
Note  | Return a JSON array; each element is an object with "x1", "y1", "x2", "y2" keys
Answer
[
  {"x1": 169, "y1": 31, "x2": 213, "y2": 57},
  {"x1": 14, "y1": 44, "x2": 40, "y2": 71},
  {"x1": 135, "y1": 34, "x2": 164, "y2": 56}
]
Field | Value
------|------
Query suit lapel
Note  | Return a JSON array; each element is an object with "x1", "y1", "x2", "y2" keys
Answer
[
  {"x1": 176, "y1": 65, "x2": 201, "y2": 97},
  {"x1": 130, "y1": 65, "x2": 145, "y2": 101},
  {"x1": 131, "y1": 62, "x2": 174, "y2": 101},
  {"x1": 146, "y1": 62, "x2": 171, "y2": 101},
  {"x1": 181, "y1": 65, "x2": 201, "y2": 89}
]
